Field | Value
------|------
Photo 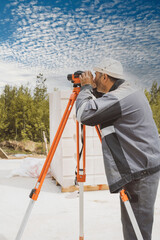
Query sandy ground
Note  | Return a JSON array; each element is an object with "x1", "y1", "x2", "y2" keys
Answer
[{"x1": 0, "y1": 158, "x2": 160, "y2": 240}]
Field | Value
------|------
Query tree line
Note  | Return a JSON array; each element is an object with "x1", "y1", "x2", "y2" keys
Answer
[
  {"x1": 0, "y1": 77, "x2": 159, "y2": 143},
  {"x1": 145, "y1": 81, "x2": 160, "y2": 134},
  {"x1": 0, "y1": 74, "x2": 49, "y2": 142}
]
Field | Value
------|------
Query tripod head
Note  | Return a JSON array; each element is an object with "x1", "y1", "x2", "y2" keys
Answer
[{"x1": 67, "y1": 71, "x2": 84, "y2": 87}]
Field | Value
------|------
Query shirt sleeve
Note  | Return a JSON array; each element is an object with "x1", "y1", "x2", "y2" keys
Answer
[{"x1": 76, "y1": 85, "x2": 121, "y2": 126}]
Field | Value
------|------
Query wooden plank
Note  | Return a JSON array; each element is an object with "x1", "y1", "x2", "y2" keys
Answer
[
  {"x1": 0, "y1": 148, "x2": 8, "y2": 159},
  {"x1": 61, "y1": 184, "x2": 109, "y2": 193}
]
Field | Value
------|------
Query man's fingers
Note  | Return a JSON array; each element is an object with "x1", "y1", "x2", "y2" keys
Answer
[
  {"x1": 81, "y1": 71, "x2": 93, "y2": 78},
  {"x1": 79, "y1": 71, "x2": 94, "y2": 86}
]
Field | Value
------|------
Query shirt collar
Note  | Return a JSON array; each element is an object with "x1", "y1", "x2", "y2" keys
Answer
[
  {"x1": 109, "y1": 79, "x2": 125, "y2": 92},
  {"x1": 92, "y1": 79, "x2": 125, "y2": 98}
]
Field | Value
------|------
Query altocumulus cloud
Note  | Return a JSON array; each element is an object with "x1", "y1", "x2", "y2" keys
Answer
[{"x1": 0, "y1": 0, "x2": 160, "y2": 90}]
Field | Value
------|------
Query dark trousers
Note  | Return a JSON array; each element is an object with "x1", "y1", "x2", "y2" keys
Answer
[{"x1": 120, "y1": 171, "x2": 160, "y2": 240}]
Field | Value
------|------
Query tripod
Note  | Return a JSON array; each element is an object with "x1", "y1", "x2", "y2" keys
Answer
[{"x1": 15, "y1": 84, "x2": 144, "y2": 240}]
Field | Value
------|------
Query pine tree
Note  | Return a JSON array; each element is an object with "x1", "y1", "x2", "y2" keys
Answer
[
  {"x1": 145, "y1": 82, "x2": 160, "y2": 133},
  {"x1": 32, "y1": 73, "x2": 49, "y2": 141},
  {"x1": 0, "y1": 74, "x2": 49, "y2": 142}
]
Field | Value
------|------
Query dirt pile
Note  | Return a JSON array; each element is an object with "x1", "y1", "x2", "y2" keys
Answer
[{"x1": 0, "y1": 140, "x2": 47, "y2": 155}]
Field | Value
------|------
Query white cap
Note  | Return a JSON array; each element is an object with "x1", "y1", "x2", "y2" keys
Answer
[{"x1": 93, "y1": 58, "x2": 124, "y2": 79}]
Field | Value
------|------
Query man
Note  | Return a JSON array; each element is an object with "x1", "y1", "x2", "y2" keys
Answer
[{"x1": 75, "y1": 59, "x2": 160, "y2": 240}]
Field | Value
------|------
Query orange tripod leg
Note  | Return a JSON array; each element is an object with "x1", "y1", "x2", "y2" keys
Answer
[
  {"x1": 76, "y1": 122, "x2": 86, "y2": 183},
  {"x1": 120, "y1": 189, "x2": 144, "y2": 240},
  {"x1": 95, "y1": 129, "x2": 143, "y2": 240},
  {"x1": 15, "y1": 87, "x2": 80, "y2": 240},
  {"x1": 95, "y1": 125, "x2": 102, "y2": 143},
  {"x1": 30, "y1": 88, "x2": 80, "y2": 201}
]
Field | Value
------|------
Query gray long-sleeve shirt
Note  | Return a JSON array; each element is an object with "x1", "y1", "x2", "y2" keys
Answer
[{"x1": 76, "y1": 80, "x2": 160, "y2": 193}]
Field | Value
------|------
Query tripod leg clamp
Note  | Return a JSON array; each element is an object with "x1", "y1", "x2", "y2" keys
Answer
[
  {"x1": 29, "y1": 189, "x2": 36, "y2": 199},
  {"x1": 120, "y1": 189, "x2": 131, "y2": 202}
]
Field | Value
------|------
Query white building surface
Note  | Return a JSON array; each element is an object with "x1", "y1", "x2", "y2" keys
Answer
[{"x1": 49, "y1": 90, "x2": 107, "y2": 189}]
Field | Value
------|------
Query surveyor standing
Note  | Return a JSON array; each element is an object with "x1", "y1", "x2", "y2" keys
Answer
[{"x1": 76, "y1": 59, "x2": 160, "y2": 240}]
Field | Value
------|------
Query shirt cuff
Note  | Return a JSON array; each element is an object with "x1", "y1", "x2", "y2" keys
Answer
[{"x1": 80, "y1": 84, "x2": 93, "y2": 91}]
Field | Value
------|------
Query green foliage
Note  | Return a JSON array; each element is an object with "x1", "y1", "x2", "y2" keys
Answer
[
  {"x1": 0, "y1": 74, "x2": 49, "y2": 142},
  {"x1": 145, "y1": 81, "x2": 160, "y2": 133}
]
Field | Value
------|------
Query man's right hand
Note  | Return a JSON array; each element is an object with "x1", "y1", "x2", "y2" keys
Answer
[{"x1": 79, "y1": 71, "x2": 96, "y2": 88}]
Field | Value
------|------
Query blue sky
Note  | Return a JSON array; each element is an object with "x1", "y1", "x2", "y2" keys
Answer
[{"x1": 0, "y1": 0, "x2": 160, "y2": 91}]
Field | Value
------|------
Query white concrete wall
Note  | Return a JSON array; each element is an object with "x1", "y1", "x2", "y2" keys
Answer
[{"x1": 49, "y1": 89, "x2": 107, "y2": 188}]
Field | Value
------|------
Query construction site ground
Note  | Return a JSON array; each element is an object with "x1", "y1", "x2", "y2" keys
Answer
[{"x1": 0, "y1": 158, "x2": 160, "y2": 240}]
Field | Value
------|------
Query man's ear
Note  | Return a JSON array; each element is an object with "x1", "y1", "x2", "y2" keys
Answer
[{"x1": 103, "y1": 74, "x2": 109, "y2": 83}]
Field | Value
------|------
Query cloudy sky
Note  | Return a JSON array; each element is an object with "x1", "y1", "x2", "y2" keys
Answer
[{"x1": 0, "y1": 0, "x2": 160, "y2": 92}]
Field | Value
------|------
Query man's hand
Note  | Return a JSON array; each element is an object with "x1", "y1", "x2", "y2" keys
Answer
[{"x1": 79, "y1": 71, "x2": 96, "y2": 88}]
